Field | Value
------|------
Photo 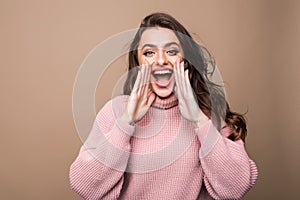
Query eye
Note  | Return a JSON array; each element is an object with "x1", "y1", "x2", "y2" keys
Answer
[
  {"x1": 167, "y1": 49, "x2": 179, "y2": 56},
  {"x1": 143, "y1": 50, "x2": 155, "y2": 57}
]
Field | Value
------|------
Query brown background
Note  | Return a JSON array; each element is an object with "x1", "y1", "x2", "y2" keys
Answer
[{"x1": 1, "y1": 0, "x2": 299, "y2": 199}]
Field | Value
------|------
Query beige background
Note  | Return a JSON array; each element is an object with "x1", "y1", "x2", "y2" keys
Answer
[{"x1": 1, "y1": 0, "x2": 299, "y2": 199}]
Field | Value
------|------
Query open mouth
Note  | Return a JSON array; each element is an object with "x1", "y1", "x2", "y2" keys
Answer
[{"x1": 152, "y1": 70, "x2": 173, "y2": 87}]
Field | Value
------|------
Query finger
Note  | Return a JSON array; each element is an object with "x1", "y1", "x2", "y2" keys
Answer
[
  {"x1": 174, "y1": 59, "x2": 183, "y2": 99},
  {"x1": 174, "y1": 59, "x2": 181, "y2": 96},
  {"x1": 137, "y1": 64, "x2": 145, "y2": 96},
  {"x1": 144, "y1": 61, "x2": 151, "y2": 92},
  {"x1": 185, "y1": 69, "x2": 190, "y2": 87},
  {"x1": 174, "y1": 86, "x2": 178, "y2": 98},
  {"x1": 132, "y1": 67, "x2": 142, "y2": 94},
  {"x1": 185, "y1": 69, "x2": 193, "y2": 90},
  {"x1": 146, "y1": 90, "x2": 156, "y2": 107},
  {"x1": 181, "y1": 61, "x2": 188, "y2": 93},
  {"x1": 142, "y1": 61, "x2": 152, "y2": 98},
  {"x1": 173, "y1": 59, "x2": 179, "y2": 91},
  {"x1": 185, "y1": 69, "x2": 193, "y2": 95},
  {"x1": 178, "y1": 60, "x2": 185, "y2": 94}
]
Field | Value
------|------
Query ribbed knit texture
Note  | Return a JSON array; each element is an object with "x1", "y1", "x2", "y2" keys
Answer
[{"x1": 69, "y1": 94, "x2": 258, "y2": 200}]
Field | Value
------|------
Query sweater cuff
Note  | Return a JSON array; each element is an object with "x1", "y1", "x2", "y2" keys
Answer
[
  {"x1": 115, "y1": 118, "x2": 135, "y2": 136},
  {"x1": 195, "y1": 120, "x2": 221, "y2": 159},
  {"x1": 106, "y1": 118, "x2": 135, "y2": 151},
  {"x1": 194, "y1": 120, "x2": 210, "y2": 143}
]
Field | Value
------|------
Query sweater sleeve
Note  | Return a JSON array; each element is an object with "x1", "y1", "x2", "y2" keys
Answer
[
  {"x1": 195, "y1": 120, "x2": 258, "y2": 200},
  {"x1": 69, "y1": 97, "x2": 134, "y2": 200}
]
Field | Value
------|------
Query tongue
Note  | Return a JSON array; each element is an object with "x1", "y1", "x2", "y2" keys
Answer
[
  {"x1": 155, "y1": 75, "x2": 172, "y2": 87},
  {"x1": 156, "y1": 80, "x2": 169, "y2": 87}
]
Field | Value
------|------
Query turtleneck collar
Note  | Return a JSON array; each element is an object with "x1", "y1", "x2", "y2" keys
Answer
[{"x1": 151, "y1": 93, "x2": 178, "y2": 110}]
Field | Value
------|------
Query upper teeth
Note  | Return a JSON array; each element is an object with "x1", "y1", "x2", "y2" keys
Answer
[{"x1": 153, "y1": 70, "x2": 172, "y2": 75}]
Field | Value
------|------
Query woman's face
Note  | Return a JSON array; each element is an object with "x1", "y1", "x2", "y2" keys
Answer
[{"x1": 137, "y1": 27, "x2": 183, "y2": 98}]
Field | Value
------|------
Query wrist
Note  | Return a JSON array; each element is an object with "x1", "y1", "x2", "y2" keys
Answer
[
  {"x1": 120, "y1": 113, "x2": 135, "y2": 126},
  {"x1": 192, "y1": 116, "x2": 209, "y2": 128}
]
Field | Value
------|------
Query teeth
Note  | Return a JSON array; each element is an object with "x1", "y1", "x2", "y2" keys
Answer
[{"x1": 153, "y1": 70, "x2": 172, "y2": 75}]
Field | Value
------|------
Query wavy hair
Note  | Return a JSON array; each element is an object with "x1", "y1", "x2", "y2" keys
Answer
[{"x1": 123, "y1": 12, "x2": 247, "y2": 142}]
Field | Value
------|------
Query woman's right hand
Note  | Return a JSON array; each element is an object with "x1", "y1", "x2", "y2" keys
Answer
[{"x1": 121, "y1": 61, "x2": 156, "y2": 125}]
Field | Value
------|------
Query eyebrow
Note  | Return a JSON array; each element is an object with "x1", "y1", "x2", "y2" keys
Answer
[{"x1": 141, "y1": 42, "x2": 180, "y2": 50}]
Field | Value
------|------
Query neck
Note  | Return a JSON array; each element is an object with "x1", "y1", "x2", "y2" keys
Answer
[{"x1": 151, "y1": 93, "x2": 178, "y2": 110}]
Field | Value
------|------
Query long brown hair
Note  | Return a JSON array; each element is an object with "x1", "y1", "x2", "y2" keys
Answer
[{"x1": 123, "y1": 12, "x2": 247, "y2": 142}]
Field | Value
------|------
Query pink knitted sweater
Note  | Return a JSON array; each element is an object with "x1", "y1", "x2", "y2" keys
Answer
[{"x1": 69, "y1": 94, "x2": 258, "y2": 200}]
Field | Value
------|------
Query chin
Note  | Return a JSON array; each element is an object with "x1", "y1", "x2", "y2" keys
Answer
[{"x1": 152, "y1": 86, "x2": 174, "y2": 99}]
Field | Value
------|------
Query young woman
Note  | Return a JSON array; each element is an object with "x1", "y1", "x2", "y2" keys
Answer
[{"x1": 70, "y1": 12, "x2": 258, "y2": 199}]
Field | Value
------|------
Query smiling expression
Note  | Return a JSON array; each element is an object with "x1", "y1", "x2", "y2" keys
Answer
[{"x1": 137, "y1": 27, "x2": 183, "y2": 98}]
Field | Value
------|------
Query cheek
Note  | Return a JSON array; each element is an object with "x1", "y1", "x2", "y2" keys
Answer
[
  {"x1": 144, "y1": 56, "x2": 155, "y2": 65},
  {"x1": 168, "y1": 57, "x2": 178, "y2": 65},
  {"x1": 168, "y1": 55, "x2": 183, "y2": 66},
  {"x1": 138, "y1": 53, "x2": 155, "y2": 65}
]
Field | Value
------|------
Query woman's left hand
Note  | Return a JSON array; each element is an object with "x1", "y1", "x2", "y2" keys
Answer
[{"x1": 174, "y1": 60, "x2": 209, "y2": 128}]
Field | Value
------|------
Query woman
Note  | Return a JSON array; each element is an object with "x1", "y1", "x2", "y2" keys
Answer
[{"x1": 70, "y1": 12, "x2": 258, "y2": 199}]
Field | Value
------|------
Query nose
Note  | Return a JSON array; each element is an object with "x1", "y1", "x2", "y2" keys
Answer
[{"x1": 156, "y1": 50, "x2": 167, "y2": 66}]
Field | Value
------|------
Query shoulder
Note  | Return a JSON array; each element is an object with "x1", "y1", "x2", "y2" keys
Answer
[
  {"x1": 220, "y1": 120, "x2": 233, "y2": 138},
  {"x1": 103, "y1": 95, "x2": 129, "y2": 110},
  {"x1": 93, "y1": 95, "x2": 129, "y2": 133},
  {"x1": 96, "y1": 95, "x2": 129, "y2": 119}
]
